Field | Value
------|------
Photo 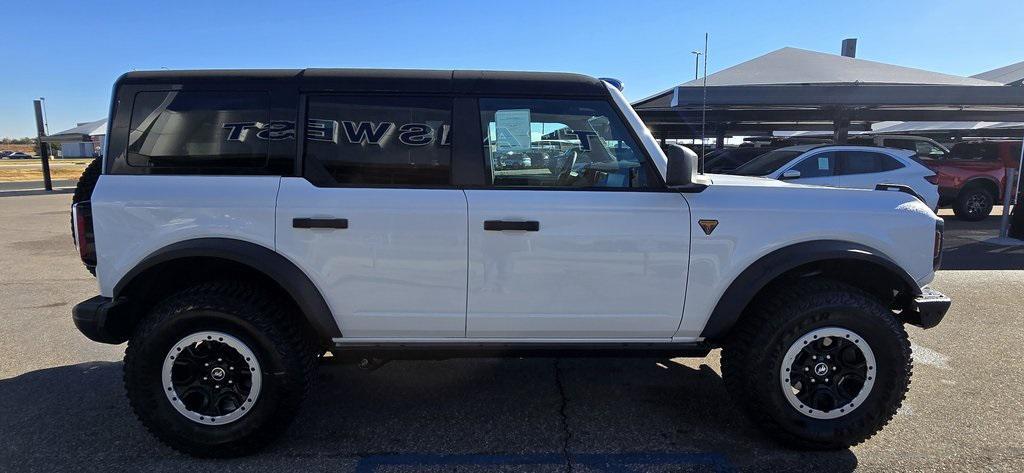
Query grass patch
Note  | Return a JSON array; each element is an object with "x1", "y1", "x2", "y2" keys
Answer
[{"x1": 0, "y1": 165, "x2": 86, "y2": 182}]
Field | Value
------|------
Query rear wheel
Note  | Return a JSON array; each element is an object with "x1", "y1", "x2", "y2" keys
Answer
[
  {"x1": 721, "y1": 279, "x2": 912, "y2": 449},
  {"x1": 953, "y1": 186, "x2": 994, "y2": 221},
  {"x1": 124, "y1": 282, "x2": 317, "y2": 457}
]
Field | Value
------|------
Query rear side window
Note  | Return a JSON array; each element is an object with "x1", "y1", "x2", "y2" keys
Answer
[
  {"x1": 879, "y1": 155, "x2": 904, "y2": 171},
  {"x1": 303, "y1": 96, "x2": 452, "y2": 186},
  {"x1": 127, "y1": 91, "x2": 270, "y2": 170},
  {"x1": 836, "y1": 151, "x2": 902, "y2": 175},
  {"x1": 950, "y1": 143, "x2": 999, "y2": 161}
]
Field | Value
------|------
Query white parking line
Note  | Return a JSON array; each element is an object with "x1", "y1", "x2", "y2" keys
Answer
[{"x1": 911, "y1": 342, "x2": 951, "y2": 370}]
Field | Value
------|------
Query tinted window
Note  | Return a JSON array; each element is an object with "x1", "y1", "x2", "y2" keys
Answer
[
  {"x1": 732, "y1": 149, "x2": 802, "y2": 176},
  {"x1": 479, "y1": 98, "x2": 657, "y2": 188},
  {"x1": 879, "y1": 155, "x2": 904, "y2": 171},
  {"x1": 883, "y1": 138, "x2": 918, "y2": 153},
  {"x1": 950, "y1": 142, "x2": 1000, "y2": 161},
  {"x1": 303, "y1": 96, "x2": 451, "y2": 186},
  {"x1": 885, "y1": 138, "x2": 946, "y2": 160},
  {"x1": 790, "y1": 152, "x2": 834, "y2": 178},
  {"x1": 705, "y1": 148, "x2": 774, "y2": 172},
  {"x1": 836, "y1": 151, "x2": 895, "y2": 175},
  {"x1": 127, "y1": 91, "x2": 269, "y2": 169}
]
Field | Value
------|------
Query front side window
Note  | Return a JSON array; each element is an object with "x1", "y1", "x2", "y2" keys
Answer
[
  {"x1": 885, "y1": 138, "x2": 947, "y2": 161},
  {"x1": 127, "y1": 91, "x2": 270, "y2": 170},
  {"x1": 732, "y1": 149, "x2": 802, "y2": 176},
  {"x1": 479, "y1": 98, "x2": 657, "y2": 188},
  {"x1": 790, "y1": 152, "x2": 834, "y2": 178},
  {"x1": 304, "y1": 96, "x2": 452, "y2": 186},
  {"x1": 914, "y1": 141, "x2": 947, "y2": 160}
]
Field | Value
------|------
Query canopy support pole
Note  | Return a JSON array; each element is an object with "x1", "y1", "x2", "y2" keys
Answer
[{"x1": 833, "y1": 110, "x2": 850, "y2": 144}]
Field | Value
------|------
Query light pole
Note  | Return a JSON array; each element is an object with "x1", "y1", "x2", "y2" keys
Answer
[
  {"x1": 691, "y1": 50, "x2": 702, "y2": 80},
  {"x1": 33, "y1": 97, "x2": 52, "y2": 191}
]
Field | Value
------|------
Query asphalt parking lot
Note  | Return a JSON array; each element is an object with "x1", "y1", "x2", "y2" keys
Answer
[{"x1": 1, "y1": 192, "x2": 1022, "y2": 472}]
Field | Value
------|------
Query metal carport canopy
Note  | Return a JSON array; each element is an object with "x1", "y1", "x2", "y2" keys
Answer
[
  {"x1": 631, "y1": 47, "x2": 1024, "y2": 140},
  {"x1": 635, "y1": 84, "x2": 1024, "y2": 139}
]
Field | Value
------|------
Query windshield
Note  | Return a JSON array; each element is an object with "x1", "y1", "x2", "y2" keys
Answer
[{"x1": 731, "y1": 150, "x2": 803, "y2": 176}]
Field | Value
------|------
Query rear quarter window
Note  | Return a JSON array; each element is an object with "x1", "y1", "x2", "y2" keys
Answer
[{"x1": 125, "y1": 90, "x2": 271, "y2": 172}]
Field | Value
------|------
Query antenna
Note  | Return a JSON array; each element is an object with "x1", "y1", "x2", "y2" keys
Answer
[{"x1": 699, "y1": 33, "x2": 708, "y2": 174}]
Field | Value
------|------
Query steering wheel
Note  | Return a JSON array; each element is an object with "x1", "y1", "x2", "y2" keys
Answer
[{"x1": 555, "y1": 149, "x2": 580, "y2": 186}]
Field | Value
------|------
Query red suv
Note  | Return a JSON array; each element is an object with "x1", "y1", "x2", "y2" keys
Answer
[{"x1": 927, "y1": 140, "x2": 1021, "y2": 221}]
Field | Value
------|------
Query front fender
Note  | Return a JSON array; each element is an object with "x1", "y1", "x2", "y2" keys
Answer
[{"x1": 698, "y1": 240, "x2": 921, "y2": 340}]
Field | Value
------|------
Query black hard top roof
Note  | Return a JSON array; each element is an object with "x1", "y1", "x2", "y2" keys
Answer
[{"x1": 116, "y1": 69, "x2": 609, "y2": 97}]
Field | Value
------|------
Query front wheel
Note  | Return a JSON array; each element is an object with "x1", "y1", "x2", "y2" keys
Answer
[
  {"x1": 124, "y1": 282, "x2": 317, "y2": 457},
  {"x1": 721, "y1": 280, "x2": 912, "y2": 449}
]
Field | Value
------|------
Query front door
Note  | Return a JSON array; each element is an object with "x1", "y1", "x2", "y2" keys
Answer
[
  {"x1": 465, "y1": 98, "x2": 691, "y2": 339},
  {"x1": 276, "y1": 95, "x2": 468, "y2": 339},
  {"x1": 787, "y1": 151, "x2": 838, "y2": 187}
]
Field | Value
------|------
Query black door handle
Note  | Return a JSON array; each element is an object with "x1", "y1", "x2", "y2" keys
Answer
[
  {"x1": 484, "y1": 220, "x2": 540, "y2": 231},
  {"x1": 293, "y1": 218, "x2": 348, "y2": 229}
]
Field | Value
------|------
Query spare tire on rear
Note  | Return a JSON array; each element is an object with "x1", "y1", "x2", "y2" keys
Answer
[
  {"x1": 72, "y1": 158, "x2": 102, "y2": 276},
  {"x1": 72, "y1": 157, "x2": 102, "y2": 205}
]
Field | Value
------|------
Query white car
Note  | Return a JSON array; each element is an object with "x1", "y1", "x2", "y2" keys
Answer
[
  {"x1": 70, "y1": 69, "x2": 949, "y2": 457},
  {"x1": 730, "y1": 144, "x2": 940, "y2": 210}
]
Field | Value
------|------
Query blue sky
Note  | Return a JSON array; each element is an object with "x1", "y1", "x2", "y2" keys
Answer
[{"x1": 1, "y1": 0, "x2": 1021, "y2": 138}]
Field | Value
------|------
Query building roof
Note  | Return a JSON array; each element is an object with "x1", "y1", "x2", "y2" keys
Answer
[
  {"x1": 971, "y1": 60, "x2": 1024, "y2": 86},
  {"x1": 117, "y1": 69, "x2": 610, "y2": 97},
  {"x1": 42, "y1": 118, "x2": 106, "y2": 143},
  {"x1": 635, "y1": 47, "x2": 1000, "y2": 109}
]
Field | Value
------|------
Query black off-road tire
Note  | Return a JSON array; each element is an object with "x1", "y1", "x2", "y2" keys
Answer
[
  {"x1": 71, "y1": 157, "x2": 102, "y2": 276},
  {"x1": 71, "y1": 157, "x2": 102, "y2": 205},
  {"x1": 721, "y1": 279, "x2": 912, "y2": 450},
  {"x1": 123, "y1": 281, "x2": 317, "y2": 457},
  {"x1": 953, "y1": 186, "x2": 994, "y2": 222}
]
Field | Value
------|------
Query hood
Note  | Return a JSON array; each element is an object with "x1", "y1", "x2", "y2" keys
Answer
[
  {"x1": 700, "y1": 172, "x2": 929, "y2": 214},
  {"x1": 707, "y1": 173, "x2": 816, "y2": 189}
]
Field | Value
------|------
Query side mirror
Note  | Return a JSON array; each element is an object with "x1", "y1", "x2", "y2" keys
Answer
[
  {"x1": 661, "y1": 144, "x2": 708, "y2": 191},
  {"x1": 781, "y1": 169, "x2": 802, "y2": 180}
]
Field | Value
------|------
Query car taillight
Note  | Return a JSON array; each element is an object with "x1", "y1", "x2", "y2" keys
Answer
[
  {"x1": 933, "y1": 220, "x2": 944, "y2": 270},
  {"x1": 924, "y1": 174, "x2": 938, "y2": 185},
  {"x1": 73, "y1": 202, "x2": 96, "y2": 270}
]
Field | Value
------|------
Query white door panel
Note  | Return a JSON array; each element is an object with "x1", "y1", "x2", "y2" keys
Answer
[
  {"x1": 275, "y1": 178, "x2": 468, "y2": 338},
  {"x1": 91, "y1": 175, "x2": 281, "y2": 297},
  {"x1": 793, "y1": 175, "x2": 838, "y2": 187},
  {"x1": 465, "y1": 190, "x2": 690, "y2": 338},
  {"x1": 838, "y1": 171, "x2": 887, "y2": 189}
]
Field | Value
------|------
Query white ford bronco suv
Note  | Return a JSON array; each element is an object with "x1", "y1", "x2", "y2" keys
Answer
[{"x1": 70, "y1": 69, "x2": 950, "y2": 457}]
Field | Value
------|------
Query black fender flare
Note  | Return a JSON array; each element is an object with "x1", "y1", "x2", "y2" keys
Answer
[
  {"x1": 959, "y1": 177, "x2": 1002, "y2": 199},
  {"x1": 113, "y1": 238, "x2": 341, "y2": 339},
  {"x1": 699, "y1": 240, "x2": 922, "y2": 340}
]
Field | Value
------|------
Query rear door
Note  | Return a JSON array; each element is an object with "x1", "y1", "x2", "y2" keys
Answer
[
  {"x1": 836, "y1": 150, "x2": 899, "y2": 189},
  {"x1": 465, "y1": 98, "x2": 690, "y2": 339},
  {"x1": 275, "y1": 95, "x2": 468, "y2": 339}
]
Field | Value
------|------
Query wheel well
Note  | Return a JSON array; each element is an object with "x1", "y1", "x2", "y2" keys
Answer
[
  {"x1": 112, "y1": 256, "x2": 323, "y2": 346},
  {"x1": 724, "y1": 258, "x2": 914, "y2": 341},
  {"x1": 959, "y1": 178, "x2": 999, "y2": 200}
]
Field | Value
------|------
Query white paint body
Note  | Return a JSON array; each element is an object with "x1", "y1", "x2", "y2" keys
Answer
[
  {"x1": 764, "y1": 145, "x2": 940, "y2": 211},
  {"x1": 90, "y1": 94, "x2": 942, "y2": 344}
]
